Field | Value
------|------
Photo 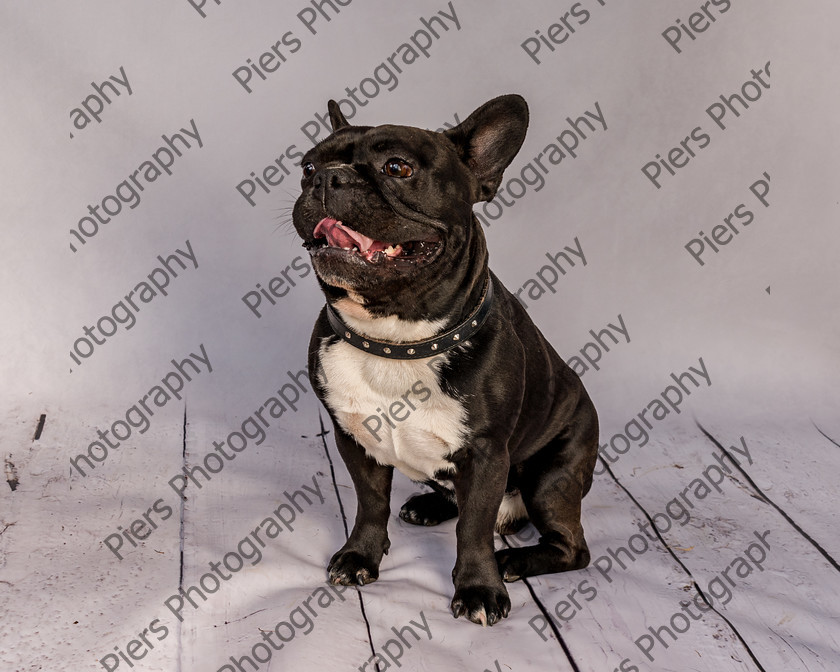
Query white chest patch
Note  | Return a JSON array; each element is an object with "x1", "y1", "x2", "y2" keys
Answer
[{"x1": 318, "y1": 323, "x2": 468, "y2": 483}]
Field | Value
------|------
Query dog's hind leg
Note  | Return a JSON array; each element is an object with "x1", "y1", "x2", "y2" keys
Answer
[
  {"x1": 399, "y1": 487, "x2": 458, "y2": 526},
  {"x1": 494, "y1": 410, "x2": 598, "y2": 581}
]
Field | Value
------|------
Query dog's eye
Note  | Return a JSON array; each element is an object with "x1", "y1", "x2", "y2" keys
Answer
[
  {"x1": 302, "y1": 162, "x2": 316, "y2": 179},
  {"x1": 382, "y1": 158, "x2": 413, "y2": 178}
]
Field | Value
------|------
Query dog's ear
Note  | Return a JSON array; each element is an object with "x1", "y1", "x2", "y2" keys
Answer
[
  {"x1": 328, "y1": 99, "x2": 350, "y2": 132},
  {"x1": 444, "y1": 94, "x2": 529, "y2": 202}
]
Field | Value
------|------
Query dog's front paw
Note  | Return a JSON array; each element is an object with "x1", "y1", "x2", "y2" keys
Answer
[
  {"x1": 328, "y1": 549, "x2": 381, "y2": 586},
  {"x1": 450, "y1": 584, "x2": 511, "y2": 626}
]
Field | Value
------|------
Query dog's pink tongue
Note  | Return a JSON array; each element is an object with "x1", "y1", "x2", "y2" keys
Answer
[{"x1": 314, "y1": 217, "x2": 383, "y2": 256}]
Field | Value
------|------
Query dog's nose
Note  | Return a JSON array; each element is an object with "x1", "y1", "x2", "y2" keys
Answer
[{"x1": 313, "y1": 166, "x2": 353, "y2": 193}]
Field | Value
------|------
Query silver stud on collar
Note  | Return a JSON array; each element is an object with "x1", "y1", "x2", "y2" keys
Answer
[
  {"x1": 345, "y1": 331, "x2": 352, "y2": 339},
  {"x1": 431, "y1": 343, "x2": 438, "y2": 351},
  {"x1": 383, "y1": 347, "x2": 391, "y2": 354},
  {"x1": 471, "y1": 320, "x2": 478, "y2": 327},
  {"x1": 362, "y1": 341, "x2": 370, "y2": 348},
  {"x1": 453, "y1": 334, "x2": 460, "y2": 341},
  {"x1": 407, "y1": 348, "x2": 416, "y2": 355}
]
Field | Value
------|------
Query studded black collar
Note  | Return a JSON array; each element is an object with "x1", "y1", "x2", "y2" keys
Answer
[{"x1": 324, "y1": 278, "x2": 494, "y2": 360}]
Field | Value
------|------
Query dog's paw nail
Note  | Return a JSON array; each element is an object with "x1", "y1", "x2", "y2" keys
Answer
[
  {"x1": 450, "y1": 585, "x2": 510, "y2": 626},
  {"x1": 328, "y1": 549, "x2": 380, "y2": 586}
]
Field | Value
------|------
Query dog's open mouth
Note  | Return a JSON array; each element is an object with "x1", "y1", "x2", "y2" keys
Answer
[{"x1": 304, "y1": 217, "x2": 441, "y2": 265}]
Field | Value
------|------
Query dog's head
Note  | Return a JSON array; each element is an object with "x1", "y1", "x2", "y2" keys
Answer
[{"x1": 292, "y1": 95, "x2": 528, "y2": 316}]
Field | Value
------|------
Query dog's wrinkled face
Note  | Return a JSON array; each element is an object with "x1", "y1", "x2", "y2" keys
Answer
[
  {"x1": 292, "y1": 96, "x2": 528, "y2": 302},
  {"x1": 293, "y1": 125, "x2": 468, "y2": 291}
]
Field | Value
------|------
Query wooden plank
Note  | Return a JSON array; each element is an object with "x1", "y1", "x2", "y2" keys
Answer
[
  {"x1": 0, "y1": 400, "x2": 183, "y2": 671},
  {"x1": 697, "y1": 417, "x2": 840, "y2": 561},
  {"x1": 506, "y1": 449, "x2": 760, "y2": 672},
  {"x1": 602, "y1": 421, "x2": 840, "y2": 671},
  {"x1": 175, "y1": 398, "x2": 375, "y2": 671}
]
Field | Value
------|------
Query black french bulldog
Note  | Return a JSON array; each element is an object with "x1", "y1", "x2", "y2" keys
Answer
[{"x1": 292, "y1": 95, "x2": 598, "y2": 626}]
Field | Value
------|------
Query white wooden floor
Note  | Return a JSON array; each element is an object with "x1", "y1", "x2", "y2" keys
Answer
[{"x1": 3, "y1": 391, "x2": 839, "y2": 672}]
